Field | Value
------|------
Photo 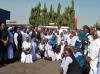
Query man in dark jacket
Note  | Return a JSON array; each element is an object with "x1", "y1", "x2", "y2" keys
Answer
[{"x1": 0, "y1": 23, "x2": 8, "y2": 66}]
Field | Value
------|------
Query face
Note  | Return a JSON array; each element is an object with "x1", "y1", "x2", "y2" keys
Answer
[
  {"x1": 64, "y1": 41, "x2": 68, "y2": 45},
  {"x1": 70, "y1": 34, "x2": 73, "y2": 39},
  {"x1": 35, "y1": 27, "x2": 38, "y2": 31},
  {"x1": 90, "y1": 28, "x2": 96, "y2": 35},
  {"x1": 26, "y1": 37, "x2": 29, "y2": 42},
  {"x1": 17, "y1": 28, "x2": 20, "y2": 32},
  {"x1": 84, "y1": 28, "x2": 89, "y2": 33},
  {"x1": 1, "y1": 23, "x2": 5, "y2": 30},
  {"x1": 63, "y1": 51, "x2": 69, "y2": 57}
]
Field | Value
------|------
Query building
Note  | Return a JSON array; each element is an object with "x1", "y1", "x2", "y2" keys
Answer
[{"x1": 0, "y1": 8, "x2": 10, "y2": 24}]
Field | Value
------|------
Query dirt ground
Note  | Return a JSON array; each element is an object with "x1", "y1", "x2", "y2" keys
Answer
[{"x1": 0, "y1": 59, "x2": 60, "y2": 74}]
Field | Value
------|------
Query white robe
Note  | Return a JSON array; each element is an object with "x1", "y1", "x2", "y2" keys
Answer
[
  {"x1": 69, "y1": 36, "x2": 79, "y2": 46},
  {"x1": 87, "y1": 38, "x2": 100, "y2": 74},
  {"x1": 38, "y1": 43, "x2": 45, "y2": 51},
  {"x1": 61, "y1": 56, "x2": 73, "y2": 74},
  {"x1": 56, "y1": 44, "x2": 65, "y2": 60},
  {"x1": 21, "y1": 41, "x2": 33, "y2": 63},
  {"x1": 45, "y1": 43, "x2": 56, "y2": 61},
  {"x1": 14, "y1": 33, "x2": 18, "y2": 47}
]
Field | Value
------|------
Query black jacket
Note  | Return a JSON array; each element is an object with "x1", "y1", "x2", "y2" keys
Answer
[{"x1": 67, "y1": 54, "x2": 82, "y2": 74}]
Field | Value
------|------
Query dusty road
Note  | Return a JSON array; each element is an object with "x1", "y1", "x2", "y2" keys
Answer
[{"x1": 0, "y1": 59, "x2": 60, "y2": 74}]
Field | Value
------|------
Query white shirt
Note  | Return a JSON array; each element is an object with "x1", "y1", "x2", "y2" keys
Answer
[
  {"x1": 97, "y1": 30, "x2": 100, "y2": 38},
  {"x1": 45, "y1": 35, "x2": 52, "y2": 40},
  {"x1": 61, "y1": 56, "x2": 73, "y2": 74},
  {"x1": 21, "y1": 31, "x2": 27, "y2": 41},
  {"x1": 88, "y1": 35, "x2": 93, "y2": 43},
  {"x1": 68, "y1": 36, "x2": 79, "y2": 46},
  {"x1": 14, "y1": 33, "x2": 18, "y2": 46},
  {"x1": 63, "y1": 34, "x2": 68, "y2": 41},
  {"x1": 88, "y1": 38, "x2": 100, "y2": 61},
  {"x1": 74, "y1": 52, "x2": 82, "y2": 58}
]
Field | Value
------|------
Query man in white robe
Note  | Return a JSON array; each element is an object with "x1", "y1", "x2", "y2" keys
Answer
[
  {"x1": 56, "y1": 41, "x2": 65, "y2": 60},
  {"x1": 60, "y1": 49, "x2": 73, "y2": 74},
  {"x1": 45, "y1": 42, "x2": 56, "y2": 61},
  {"x1": 21, "y1": 35, "x2": 33, "y2": 63},
  {"x1": 87, "y1": 38, "x2": 100, "y2": 74}
]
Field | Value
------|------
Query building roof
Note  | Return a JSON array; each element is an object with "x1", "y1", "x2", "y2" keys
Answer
[{"x1": 0, "y1": 8, "x2": 10, "y2": 23}]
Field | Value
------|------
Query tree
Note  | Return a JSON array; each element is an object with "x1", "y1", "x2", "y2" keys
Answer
[
  {"x1": 57, "y1": 2, "x2": 62, "y2": 26},
  {"x1": 29, "y1": 0, "x2": 75, "y2": 28},
  {"x1": 70, "y1": 0, "x2": 75, "y2": 29},
  {"x1": 94, "y1": 22, "x2": 100, "y2": 30},
  {"x1": 63, "y1": 6, "x2": 70, "y2": 26},
  {"x1": 42, "y1": 3, "x2": 49, "y2": 25},
  {"x1": 29, "y1": 2, "x2": 42, "y2": 26},
  {"x1": 57, "y1": 3, "x2": 61, "y2": 15},
  {"x1": 49, "y1": 4, "x2": 54, "y2": 22},
  {"x1": 29, "y1": 7, "x2": 37, "y2": 26},
  {"x1": 62, "y1": 0, "x2": 75, "y2": 29}
]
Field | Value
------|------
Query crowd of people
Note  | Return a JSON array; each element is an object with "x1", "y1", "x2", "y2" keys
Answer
[{"x1": 0, "y1": 22, "x2": 100, "y2": 74}]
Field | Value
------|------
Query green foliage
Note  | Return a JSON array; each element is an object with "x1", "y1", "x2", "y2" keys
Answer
[
  {"x1": 29, "y1": 0, "x2": 75, "y2": 29},
  {"x1": 94, "y1": 22, "x2": 100, "y2": 30}
]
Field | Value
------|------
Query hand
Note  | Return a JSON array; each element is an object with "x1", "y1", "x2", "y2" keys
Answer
[
  {"x1": 86, "y1": 57, "x2": 91, "y2": 62},
  {"x1": 2, "y1": 40, "x2": 8, "y2": 46},
  {"x1": 4, "y1": 41, "x2": 8, "y2": 46}
]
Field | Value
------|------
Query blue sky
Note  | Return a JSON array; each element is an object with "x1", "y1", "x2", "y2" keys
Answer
[{"x1": 0, "y1": 0, "x2": 100, "y2": 28}]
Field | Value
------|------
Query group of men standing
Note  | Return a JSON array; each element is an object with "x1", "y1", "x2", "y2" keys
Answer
[{"x1": 0, "y1": 22, "x2": 100, "y2": 74}]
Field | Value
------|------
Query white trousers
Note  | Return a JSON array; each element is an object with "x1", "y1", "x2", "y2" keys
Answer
[{"x1": 89, "y1": 60, "x2": 98, "y2": 74}]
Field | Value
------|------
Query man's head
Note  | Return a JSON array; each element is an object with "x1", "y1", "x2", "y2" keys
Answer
[
  {"x1": 83, "y1": 25, "x2": 90, "y2": 33},
  {"x1": 0, "y1": 23, "x2": 5, "y2": 30},
  {"x1": 63, "y1": 48, "x2": 72, "y2": 57}
]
